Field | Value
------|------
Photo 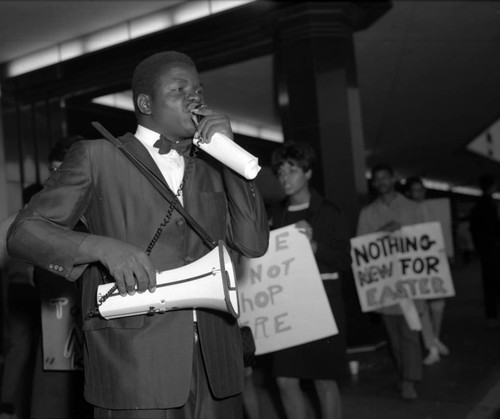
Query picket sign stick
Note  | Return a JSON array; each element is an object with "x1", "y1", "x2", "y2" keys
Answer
[{"x1": 398, "y1": 299, "x2": 422, "y2": 331}]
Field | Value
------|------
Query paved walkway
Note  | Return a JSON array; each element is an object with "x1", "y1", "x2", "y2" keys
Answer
[{"x1": 247, "y1": 257, "x2": 500, "y2": 419}]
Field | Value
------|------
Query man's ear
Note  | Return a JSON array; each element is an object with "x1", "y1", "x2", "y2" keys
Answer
[
  {"x1": 137, "y1": 93, "x2": 152, "y2": 115},
  {"x1": 305, "y1": 169, "x2": 312, "y2": 181}
]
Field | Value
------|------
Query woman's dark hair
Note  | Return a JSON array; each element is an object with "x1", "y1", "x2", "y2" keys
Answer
[
  {"x1": 370, "y1": 163, "x2": 394, "y2": 178},
  {"x1": 405, "y1": 175, "x2": 424, "y2": 189},
  {"x1": 271, "y1": 141, "x2": 316, "y2": 175}
]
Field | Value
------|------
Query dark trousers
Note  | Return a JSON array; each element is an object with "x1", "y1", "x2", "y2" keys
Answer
[
  {"x1": 382, "y1": 314, "x2": 422, "y2": 383},
  {"x1": 94, "y1": 330, "x2": 242, "y2": 419}
]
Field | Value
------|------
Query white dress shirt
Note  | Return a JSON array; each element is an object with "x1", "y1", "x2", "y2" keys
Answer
[
  {"x1": 134, "y1": 125, "x2": 185, "y2": 206},
  {"x1": 134, "y1": 125, "x2": 199, "y2": 321}
]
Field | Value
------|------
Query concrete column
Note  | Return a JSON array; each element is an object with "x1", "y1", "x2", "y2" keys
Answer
[
  {"x1": 273, "y1": 2, "x2": 388, "y2": 347},
  {"x1": 274, "y1": 2, "x2": 370, "y2": 235}
]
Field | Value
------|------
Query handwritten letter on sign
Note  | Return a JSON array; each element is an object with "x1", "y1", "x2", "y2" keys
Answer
[
  {"x1": 351, "y1": 222, "x2": 455, "y2": 312},
  {"x1": 236, "y1": 224, "x2": 338, "y2": 355}
]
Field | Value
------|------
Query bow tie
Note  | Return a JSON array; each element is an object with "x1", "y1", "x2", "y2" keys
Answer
[{"x1": 153, "y1": 135, "x2": 192, "y2": 156}]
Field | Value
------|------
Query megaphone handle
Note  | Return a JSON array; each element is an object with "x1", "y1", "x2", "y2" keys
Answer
[{"x1": 85, "y1": 281, "x2": 117, "y2": 320}]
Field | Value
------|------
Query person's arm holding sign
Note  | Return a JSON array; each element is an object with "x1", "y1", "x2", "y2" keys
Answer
[{"x1": 295, "y1": 220, "x2": 317, "y2": 252}]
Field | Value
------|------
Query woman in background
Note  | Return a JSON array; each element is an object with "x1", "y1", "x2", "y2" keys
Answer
[{"x1": 268, "y1": 141, "x2": 350, "y2": 419}]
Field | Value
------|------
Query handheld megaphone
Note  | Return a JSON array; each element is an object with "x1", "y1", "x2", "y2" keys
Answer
[
  {"x1": 190, "y1": 104, "x2": 261, "y2": 180},
  {"x1": 97, "y1": 241, "x2": 239, "y2": 320}
]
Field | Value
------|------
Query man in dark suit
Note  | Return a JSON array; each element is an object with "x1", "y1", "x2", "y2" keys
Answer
[{"x1": 7, "y1": 51, "x2": 269, "y2": 418}]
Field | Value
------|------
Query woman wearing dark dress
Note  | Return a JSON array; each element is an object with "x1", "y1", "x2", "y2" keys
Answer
[{"x1": 269, "y1": 142, "x2": 351, "y2": 419}]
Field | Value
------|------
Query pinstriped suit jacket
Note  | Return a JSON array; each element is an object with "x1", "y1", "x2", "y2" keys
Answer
[{"x1": 7, "y1": 133, "x2": 269, "y2": 409}]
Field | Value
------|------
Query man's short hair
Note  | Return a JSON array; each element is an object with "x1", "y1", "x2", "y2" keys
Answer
[
  {"x1": 405, "y1": 176, "x2": 424, "y2": 188},
  {"x1": 370, "y1": 163, "x2": 394, "y2": 178},
  {"x1": 131, "y1": 51, "x2": 196, "y2": 114},
  {"x1": 271, "y1": 141, "x2": 316, "y2": 174}
]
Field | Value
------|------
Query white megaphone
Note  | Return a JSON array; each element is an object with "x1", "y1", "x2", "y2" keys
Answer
[
  {"x1": 194, "y1": 133, "x2": 261, "y2": 180},
  {"x1": 97, "y1": 241, "x2": 239, "y2": 320},
  {"x1": 190, "y1": 104, "x2": 261, "y2": 180}
]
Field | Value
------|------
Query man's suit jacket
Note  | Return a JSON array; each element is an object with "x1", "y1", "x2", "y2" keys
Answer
[{"x1": 7, "y1": 133, "x2": 269, "y2": 409}]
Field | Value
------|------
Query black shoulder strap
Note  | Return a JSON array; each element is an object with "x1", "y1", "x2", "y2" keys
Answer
[{"x1": 92, "y1": 121, "x2": 216, "y2": 250}]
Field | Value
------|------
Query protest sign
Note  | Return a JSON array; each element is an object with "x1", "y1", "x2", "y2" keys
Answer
[
  {"x1": 351, "y1": 222, "x2": 454, "y2": 312},
  {"x1": 236, "y1": 224, "x2": 337, "y2": 355},
  {"x1": 39, "y1": 276, "x2": 83, "y2": 370},
  {"x1": 422, "y1": 198, "x2": 454, "y2": 259}
]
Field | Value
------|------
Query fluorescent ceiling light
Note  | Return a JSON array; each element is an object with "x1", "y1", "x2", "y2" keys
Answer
[
  {"x1": 93, "y1": 92, "x2": 133, "y2": 112},
  {"x1": 421, "y1": 179, "x2": 449, "y2": 192},
  {"x1": 171, "y1": 1, "x2": 211, "y2": 25},
  {"x1": 6, "y1": 0, "x2": 256, "y2": 78},
  {"x1": 365, "y1": 173, "x2": 495, "y2": 199},
  {"x1": 8, "y1": 47, "x2": 60, "y2": 77},
  {"x1": 210, "y1": 0, "x2": 254, "y2": 13},
  {"x1": 83, "y1": 24, "x2": 130, "y2": 53},
  {"x1": 129, "y1": 13, "x2": 174, "y2": 39},
  {"x1": 450, "y1": 186, "x2": 482, "y2": 197}
]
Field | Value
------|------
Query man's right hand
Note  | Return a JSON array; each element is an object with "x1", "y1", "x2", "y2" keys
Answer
[{"x1": 79, "y1": 235, "x2": 157, "y2": 296}]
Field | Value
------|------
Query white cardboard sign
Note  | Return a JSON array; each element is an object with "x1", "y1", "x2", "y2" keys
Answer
[{"x1": 236, "y1": 224, "x2": 338, "y2": 355}]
